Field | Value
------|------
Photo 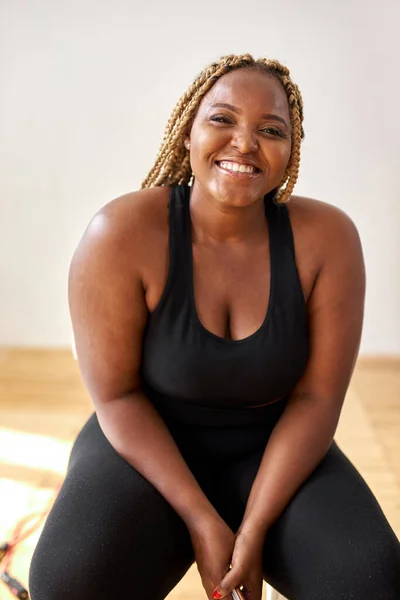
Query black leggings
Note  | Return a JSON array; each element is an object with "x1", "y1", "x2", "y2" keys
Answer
[{"x1": 29, "y1": 399, "x2": 400, "y2": 600}]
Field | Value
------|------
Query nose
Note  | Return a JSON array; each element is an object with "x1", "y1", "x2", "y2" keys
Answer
[{"x1": 231, "y1": 126, "x2": 258, "y2": 154}]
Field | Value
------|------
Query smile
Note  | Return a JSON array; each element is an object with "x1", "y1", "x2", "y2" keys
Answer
[{"x1": 216, "y1": 161, "x2": 261, "y2": 178}]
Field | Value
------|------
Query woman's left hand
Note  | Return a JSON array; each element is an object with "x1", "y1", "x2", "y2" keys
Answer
[{"x1": 212, "y1": 529, "x2": 265, "y2": 600}]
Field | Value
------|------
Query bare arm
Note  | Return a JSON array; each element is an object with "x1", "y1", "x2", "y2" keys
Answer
[
  {"x1": 68, "y1": 195, "x2": 221, "y2": 532},
  {"x1": 239, "y1": 201, "x2": 366, "y2": 537}
]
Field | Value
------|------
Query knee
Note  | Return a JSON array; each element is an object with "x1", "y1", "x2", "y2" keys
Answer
[
  {"x1": 29, "y1": 545, "x2": 60, "y2": 600},
  {"x1": 333, "y1": 537, "x2": 400, "y2": 598},
  {"x1": 29, "y1": 542, "x2": 77, "y2": 600},
  {"x1": 29, "y1": 536, "x2": 99, "y2": 600}
]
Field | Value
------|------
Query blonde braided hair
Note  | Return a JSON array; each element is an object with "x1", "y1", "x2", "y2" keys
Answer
[{"x1": 141, "y1": 54, "x2": 304, "y2": 204}]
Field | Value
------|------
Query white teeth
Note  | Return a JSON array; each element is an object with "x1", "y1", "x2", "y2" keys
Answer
[{"x1": 219, "y1": 161, "x2": 256, "y2": 174}]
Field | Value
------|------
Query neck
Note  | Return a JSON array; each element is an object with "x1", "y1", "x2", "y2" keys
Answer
[{"x1": 189, "y1": 182, "x2": 267, "y2": 246}]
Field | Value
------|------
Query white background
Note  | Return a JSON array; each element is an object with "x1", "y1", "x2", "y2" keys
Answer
[{"x1": 0, "y1": 0, "x2": 399, "y2": 354}]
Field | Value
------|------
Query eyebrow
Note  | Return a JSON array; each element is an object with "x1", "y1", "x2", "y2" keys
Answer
[{"x1": 209, "y1": 102, "x2": 290, "y2": 128}]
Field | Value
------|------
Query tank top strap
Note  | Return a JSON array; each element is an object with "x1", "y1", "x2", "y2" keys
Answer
[
  {"x1": 165, "y1": 184, "x2": 193, "y2": 297},
  {"x1": 264, "y1": 193, "x2": 306, "y2": 310},
  {"x1": 169, "y1": 183, "x2": 189, "y2": 228},
  {"x1": 264, "y1": 193, "x2": 295, "y2": 255}
]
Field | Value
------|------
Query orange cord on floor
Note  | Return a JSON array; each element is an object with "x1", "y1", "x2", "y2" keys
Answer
[{"x1": 0, "y1": 483, "x2": 62, "y2": 599}]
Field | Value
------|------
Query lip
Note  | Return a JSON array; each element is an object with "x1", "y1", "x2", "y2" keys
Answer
[
  {"x1": 216, "y1": 158, "x2": 262, "y2": 171},
  {"x1": 215, "y1": 161, "x2": 262, "y2": 179}
]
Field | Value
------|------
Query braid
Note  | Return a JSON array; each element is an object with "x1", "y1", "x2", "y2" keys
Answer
[{"x1": 141, "y1": 54, "x2": 305, "y2": 204}]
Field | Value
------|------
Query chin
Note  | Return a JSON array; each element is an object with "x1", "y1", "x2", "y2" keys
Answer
[{"x1": 212, "y1": 181, "x2": 267, "y2": 208}]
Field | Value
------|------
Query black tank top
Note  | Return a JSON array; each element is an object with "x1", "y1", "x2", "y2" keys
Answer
[{"x1": 140, "y1": 184, "x2": 309, "y2": 408}]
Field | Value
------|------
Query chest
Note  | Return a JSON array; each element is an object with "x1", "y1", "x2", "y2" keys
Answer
[
  {"x1": 144, "y1": 225, "x2": 315, "y2": 341},
  {"x1": 192, "y1": 239, "x2": 271, "y2": 337},
  {"x1": 140, "y1": 194, "x2": 312, "y2": 406}
]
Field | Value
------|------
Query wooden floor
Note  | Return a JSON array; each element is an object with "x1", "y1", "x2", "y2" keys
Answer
[{"x1": 0, "y1": 349, "x2": 399, "y2": 600}]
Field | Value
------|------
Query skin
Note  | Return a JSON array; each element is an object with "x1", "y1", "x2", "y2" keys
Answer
[
  {"x1": 187, "y1": 68, "x2": 292, "y2": 218},
  {"x1": 69, "y1": 68, "x2": 365, "y2": 600}
]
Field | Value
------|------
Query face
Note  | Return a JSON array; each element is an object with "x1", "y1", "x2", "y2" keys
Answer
[{"x1": 186, "y1": 68, "x2": 292, "y2": 207}]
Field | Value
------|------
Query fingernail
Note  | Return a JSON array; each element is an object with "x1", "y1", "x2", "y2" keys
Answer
[{"x1": 212, "y1": 591, "x2": 222, "y2": 599}]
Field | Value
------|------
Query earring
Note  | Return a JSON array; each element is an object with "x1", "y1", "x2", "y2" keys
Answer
[{"x1": 185, "y1": 141, "x2": 191, "y2": 150}]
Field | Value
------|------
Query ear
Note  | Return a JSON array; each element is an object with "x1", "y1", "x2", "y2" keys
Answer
[{"x1": 183, "y1": 119, "x2": 194, "y2": 151}]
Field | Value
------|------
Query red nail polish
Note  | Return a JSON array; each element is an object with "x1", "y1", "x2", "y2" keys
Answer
[{"x1": 213, "y1": 591, "x2": 222, "y2": 599}]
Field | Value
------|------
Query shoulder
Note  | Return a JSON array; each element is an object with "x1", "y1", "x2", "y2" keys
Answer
[
  {"x1": 286, "y1": 194, "x2": 363, "y2": 270},
  {"x1": 84, "y1": 186, "x2": 169, "y2": 245},
  {"x1": 287, "y1": 194, "x2": 361, "y2": 240},
  {"x1": 71, "y1": 187, "x2": 170, "y2": 274}
]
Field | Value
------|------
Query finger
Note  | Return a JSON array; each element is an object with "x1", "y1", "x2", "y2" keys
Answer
[
  {"x1": 242, "y1": 579, "x2": 263, "y2": 600},
  {"x1": 212, "y1": 568, "x2": 243, "y2": 599}
]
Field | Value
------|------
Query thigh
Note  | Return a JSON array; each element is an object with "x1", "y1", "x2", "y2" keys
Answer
[
  {"x1": 262, "y1": 441, "x2": 400, "y2": 600},
  {"x1": 29, "y1": 413, "x2": 194, "y2": 600}
]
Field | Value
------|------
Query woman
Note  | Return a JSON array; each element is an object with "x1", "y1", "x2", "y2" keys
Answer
[{"x1": 29, "y1": 54, "x2": 400, "y2": 600}]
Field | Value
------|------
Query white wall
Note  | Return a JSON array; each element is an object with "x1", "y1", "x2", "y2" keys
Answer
[{"x1": 0, "y1": 0, "x2": 399, "y2": 354}]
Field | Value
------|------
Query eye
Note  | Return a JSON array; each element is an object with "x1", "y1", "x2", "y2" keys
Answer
[
  {"x1": 209, "y1": 115, "x2": 233, "y2": 124},
  {"x1": 261, "y1": 127, "x2": 287, "y2": 138}
]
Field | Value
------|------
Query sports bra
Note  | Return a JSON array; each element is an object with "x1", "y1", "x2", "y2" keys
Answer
[{"x1": 140, "y1": 184, "x2": 309, "y2": 408}]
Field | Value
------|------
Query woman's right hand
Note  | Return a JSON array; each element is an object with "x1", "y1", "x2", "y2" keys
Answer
[{"x1": 189, "y1": 516, "x2": 236, "y2": 599}]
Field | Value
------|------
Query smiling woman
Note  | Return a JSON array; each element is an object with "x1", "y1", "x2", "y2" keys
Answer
[
  {"x1": 28, "y1": 54, "x2": 400, "y2": 600},
  {"x1": 185, "y1": 69, "x2": 293, "y2": 209},
  {"x1": 142, "y1": 54, "x2": 304, "y2": 207}
]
